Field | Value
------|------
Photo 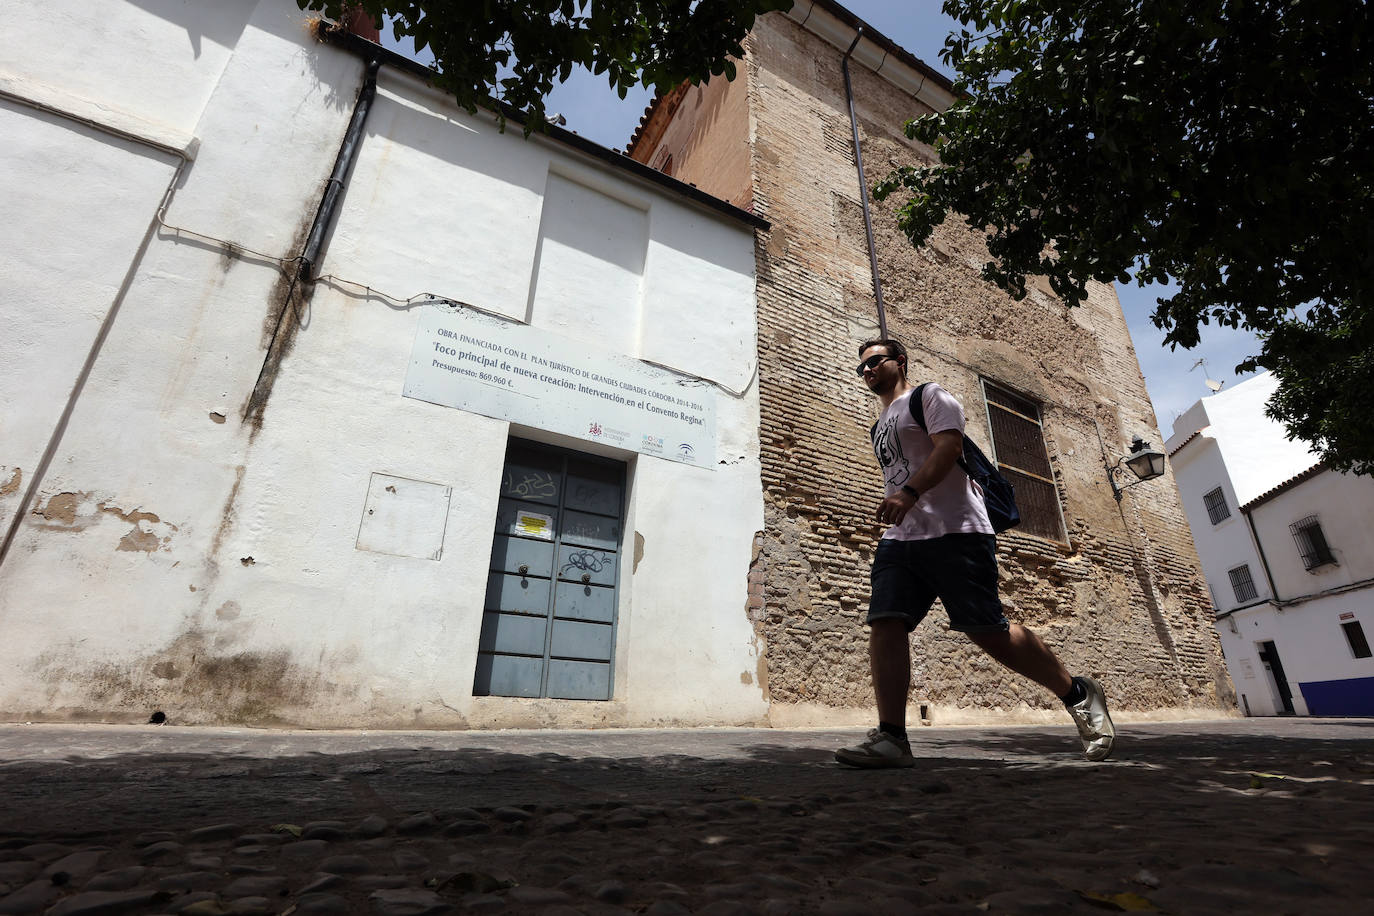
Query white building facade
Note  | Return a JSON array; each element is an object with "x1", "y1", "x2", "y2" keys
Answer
[
  {"x1": 1166, "y1": 373, "x2": 1374, "y2": 716},
  {"x1": 0, "y1": 0, "x2": 770, "y2": 728}
]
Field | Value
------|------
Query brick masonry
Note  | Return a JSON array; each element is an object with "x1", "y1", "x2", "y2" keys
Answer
[{"x1": 635, "y1": 11, "x2": 1235, "y2": 723}]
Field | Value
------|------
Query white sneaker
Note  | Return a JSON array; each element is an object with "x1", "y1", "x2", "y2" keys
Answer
[
  {"x1": 1066, "y1": 676, "x2": 1116, "y2": 761},
  {"x1": 834, "y1": 728, "x2": 915, "y2": 768}
]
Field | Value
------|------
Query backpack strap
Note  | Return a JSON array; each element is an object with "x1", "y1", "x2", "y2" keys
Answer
[{"x1": 908, "y1": 383, "x2": 973, "y2": 477}]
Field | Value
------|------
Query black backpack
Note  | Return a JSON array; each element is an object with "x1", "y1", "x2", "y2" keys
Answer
[{"x1": 880, "y1": 383, "x2": 1022, "y2": 534}]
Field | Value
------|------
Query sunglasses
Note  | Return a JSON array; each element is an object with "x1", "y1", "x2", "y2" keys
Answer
[{"x1": 855, "y1": 354, "x2": 897, "y2": 376}]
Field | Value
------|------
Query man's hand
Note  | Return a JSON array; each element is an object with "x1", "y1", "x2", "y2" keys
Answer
[{"x1": 876, "y1": 489, "x2": 917, "y2": 527}]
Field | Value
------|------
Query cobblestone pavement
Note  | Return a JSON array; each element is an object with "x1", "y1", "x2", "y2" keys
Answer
[{"x1": 0, "y1": 719, "x2": 1371, "y2": 915}]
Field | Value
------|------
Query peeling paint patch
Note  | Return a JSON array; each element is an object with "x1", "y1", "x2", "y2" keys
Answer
[
  {"x1": 215, "y1": 600, "x2": 241, "y2": 620},
  {"x1": 31, "y1": 492, "x2": 177, "y2": 551},
  {"x1": 740, "y1": 671, "x2": 753, "y2": 685},
  {"x1": 633, "y1": 531, "x2": 645, "y2": 574},
  {"x1": 0, "y1": 467, "x2": 21, "y2": 498},
  {"x1": 209, "y1": 411, "x2": 226, "y2": 424},
  {"x1": 32, "y1": 492, "x2": 96, "y2": 527}
]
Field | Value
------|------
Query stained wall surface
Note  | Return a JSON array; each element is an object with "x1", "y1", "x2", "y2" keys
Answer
[
  {"x1": 0, "y1": 0, "x2": 766, "y2": 728},
  {"x1": 635, "y1": 5, "x2": 1236, "y2": 724}
]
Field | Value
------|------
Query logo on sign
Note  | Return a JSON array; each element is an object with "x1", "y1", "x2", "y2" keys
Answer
[
  {"x1": 642, "y1": 434, "x2": 664, "y2": 453},
  {"x1": 678, "y1": 443, "x2": 695, "y2": 460},
  {"x1": 589, "y1": 422, "x2": 603, "y2": 437}
]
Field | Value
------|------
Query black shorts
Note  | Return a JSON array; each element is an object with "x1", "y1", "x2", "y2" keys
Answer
[{"x1": 867, "y1": 533, "x2": 1009, "y2": 634}]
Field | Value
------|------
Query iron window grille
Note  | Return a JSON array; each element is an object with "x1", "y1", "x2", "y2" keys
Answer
[
  {"x1": 1289, "y1": 515, "x2": 1337, "y2": 570},
  {"x1": 1228, "y1": 564, "x2": 1259, "y2": 603},
  {"x1": 1343, "y1": 621, "x2": 1372, "y2": 659},
  {"x1": 1203, "y1": 486, "x2": 1230, "y2": 525},
  {"x1": 980, "y1": 380, "x2": 1066, "y2": 542}
]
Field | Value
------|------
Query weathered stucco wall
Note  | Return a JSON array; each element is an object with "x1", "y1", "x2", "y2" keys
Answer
[
  {"x1": 0, "y1": 0, "x2": 766, "y2": 728},
  {"x1": 646, "y1": 8, "x2": 1235, "y2": 724}
]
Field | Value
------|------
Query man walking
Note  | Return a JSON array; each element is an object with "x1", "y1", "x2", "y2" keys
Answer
[{"x1": 835, "y1": 338, "x2": 1116, "y2": 768}]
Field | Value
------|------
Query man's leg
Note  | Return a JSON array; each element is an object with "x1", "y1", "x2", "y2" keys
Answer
[
  {"x1": 969, "y1": 624, "x2": 1115, "y2": 761},
  {"x1": 835, "y1": 617, "x2": 917, "y2": 768},
  {"x1": 967, "y1": 623, "x2": 1071, "y2": 696},
  {"x1": 870, "y1": 618, "x2": 911, "y2": 727}
]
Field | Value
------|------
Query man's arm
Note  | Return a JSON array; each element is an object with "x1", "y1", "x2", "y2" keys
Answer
[{"x1": 876, "y1": 429, "x2": 963, "y2": 527}]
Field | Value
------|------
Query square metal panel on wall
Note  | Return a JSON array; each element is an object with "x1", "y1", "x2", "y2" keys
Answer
[{"x1": 355, "y1": 473, "x2": 452, "y2": 560}]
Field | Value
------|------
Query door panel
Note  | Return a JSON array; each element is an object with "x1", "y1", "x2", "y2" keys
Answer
[
  {"x1": 490, "y1": 535, "x2": 554, "y2": 577},
  {"x1": 473, "y1": 653, "x2": 544, "y2": 697},
  {"x1": 485, "y1": 573, "x2": 551, "y2": 615},
  {"x1": 550, "y1": 618, "x2": 613, "y2": 661},
  {"x1": 552, "y1": 581, "x2": 616, "y2": 623},
  {"x1": 546, "y1": 659, "x2": 611, "y2": 700},
  {"x1": 478, "y1": 611, "x2": 548, "y2": 656},
  {"x1": 556, "y1": 545, "x2": 617, "y2": 586},
  {"x1": 560, "y1": 510, "x2": 620, "y2": 549}
]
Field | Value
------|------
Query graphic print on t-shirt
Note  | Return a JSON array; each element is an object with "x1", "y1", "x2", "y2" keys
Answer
[{"x1": 873, "y1": 412, "x2": 910, "y2": 488}]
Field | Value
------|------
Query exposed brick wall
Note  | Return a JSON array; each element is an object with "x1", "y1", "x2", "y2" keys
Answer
[{"x1": 649, "y1": 12, "x2": 1234, "y2": 720}]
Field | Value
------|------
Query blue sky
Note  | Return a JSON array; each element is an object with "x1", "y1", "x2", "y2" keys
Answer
[{"x1": 381, "y1": 1, "x2": 1263, "y2": 435}]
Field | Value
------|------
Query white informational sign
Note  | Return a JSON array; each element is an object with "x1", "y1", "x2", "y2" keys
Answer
[{"x1": 403, "y1": 308, "x2": 716, "y2": 468}]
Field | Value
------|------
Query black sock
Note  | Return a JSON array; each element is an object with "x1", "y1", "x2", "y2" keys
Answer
[
  {"x1": 878, "y1": 720, "x2": 907, "y2": 741},
  {"x1": 1060, "y1": 677, "x2": 1086, "y2": 706}
]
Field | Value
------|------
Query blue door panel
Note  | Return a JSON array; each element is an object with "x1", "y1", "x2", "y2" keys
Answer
[
  {"x1": 556, "y1": 545, "x2": 617, "y2": 586},
  {"x1": 550, "y1": 618, "x2": 613, "y2": 661},
  {"x1": 553, "y1": 581, "x2": 616, "y2": 623},
  {"x1": 565, "y1": 474, "x2": 622, "y2": 515},
  {"x1": 490, "y1": 535, "x2": 555, "y2": 577},
  {"x1": 478, "y1": 611, "x2": 548, "y2": 656},
  {"x1": 560, "y1": 510, "x2": 620, "y2": 550},
  {"x1": 473, "y1": 653, "x2": 543, "y2": 697},
  {"x1": 546, "y1": 659, "x2": 611, "y2": 700},
  {"x1": 485, "y1": 572, "x2": 551, "y2": 615},
  {"x1": 500, "y1": 463, "x2": 560, "y2": 504}
]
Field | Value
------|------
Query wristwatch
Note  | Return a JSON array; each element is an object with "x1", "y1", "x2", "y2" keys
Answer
[{"x1": 901, "y1": 484, "x2": 920, "y2": 500}]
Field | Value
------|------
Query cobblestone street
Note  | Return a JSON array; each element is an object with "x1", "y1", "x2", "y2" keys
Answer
[{"x1": 0, "y1": 719, "x2": 1371, "y2": 914}]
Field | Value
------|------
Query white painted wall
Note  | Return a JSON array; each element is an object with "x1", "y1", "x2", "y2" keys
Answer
[
  {"x1": 0, "y1": 0, "x2": 766, "y2": 728},
  {"x1": 1168, "y1": 373, "x2": 1374, "y2": 715}
]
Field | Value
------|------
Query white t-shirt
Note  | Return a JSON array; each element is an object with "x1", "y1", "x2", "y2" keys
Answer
[{"x1": 873, "y1": 383, "x2": 994, "y2": 541}]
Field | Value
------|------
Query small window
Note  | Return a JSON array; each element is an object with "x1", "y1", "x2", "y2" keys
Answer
[
  {"x1": 1203, "y1": 487, "x2": 1230, "y2": 525},
  {"x1": 981, "y1": 381, "x2": 1065, "y2": 541},
  {"x1": 1343, "y1": 621, "x2": 1371, "y2": 659},
  {"x1": 1228, "y1": 564, "x2": 1259, "y2": 603},
  {"x1": 1290, "y1": 515, "x2": 1337, "y2": 570}
]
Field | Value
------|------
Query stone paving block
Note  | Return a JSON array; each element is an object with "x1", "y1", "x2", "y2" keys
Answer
[
  {"x1": 188, "y1": 825, "x2": 239, "y2": 844},
  {"x1": 45, "y1": 889, "x2": 169, "y2": 915},
  {"x1": 368, "y1": 887, "x2": 454, "y2": 915},
  {"x1": 0, "y1": 878, "x2": 60, "y2": 915},
  {"x1": 220, "y1": 875, "x2": 287, "y2": 898},
  {"x1": 83, "y1": 866, "x2": 147, "y2": 892}
]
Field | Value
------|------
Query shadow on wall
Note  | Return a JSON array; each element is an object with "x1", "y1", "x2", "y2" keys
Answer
[{"x1": 125, "y1": 0, "x2": 255, "y2": 59}]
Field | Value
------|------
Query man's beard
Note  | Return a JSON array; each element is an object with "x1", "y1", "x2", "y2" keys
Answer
[{"x1": 866, "y1": 374, "x2": 897, "y2": 395}]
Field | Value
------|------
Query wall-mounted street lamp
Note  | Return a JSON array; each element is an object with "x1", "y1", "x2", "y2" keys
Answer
[{"x1": 1106, "y1": 436, "x2": 1167, "y2": 501}]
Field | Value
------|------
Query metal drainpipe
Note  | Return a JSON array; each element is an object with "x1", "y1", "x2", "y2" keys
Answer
[
  {"x1": 247, "y1": 57, "x2": 379, "y2": 411},
  {"x1": 1243, "y1": 507, "x2": 1283, "y2": 606},
  {"x1": 841, "y1": 27, "x2": 888, "y2": 339},
  {"x1": 300, "y1": 58, "x2": 381, "y2": 282}
]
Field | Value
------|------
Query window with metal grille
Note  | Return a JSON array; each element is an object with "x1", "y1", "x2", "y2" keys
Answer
[
  {"x1": 1228, "y1": 564, "x2": 1259, "y2": 603},
  {"x1": 1289, "y1": 515, "x2": 1337, "y2": 570},
  {"x1": 1343, "y1": 621, "x2": 1372, "y2": 659},
  {"x1": 1203, "y1": 486, "x2": 1230, "y2": 525},
  {"x1": 981, "y1": 381, "x2": 1065, "y2": 541}
]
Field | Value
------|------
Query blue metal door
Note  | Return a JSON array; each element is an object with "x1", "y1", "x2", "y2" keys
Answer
[{"x1": 473, "y1": 440, "x2": 625, "y2": 700}]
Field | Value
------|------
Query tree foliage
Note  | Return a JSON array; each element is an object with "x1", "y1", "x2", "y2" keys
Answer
[
  {"x1": 875, "y1": 0, "x2": 1373, "y2": 474},
  {"x1": 298, "y1": 0, "x2": 790, "y2": 129}
]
